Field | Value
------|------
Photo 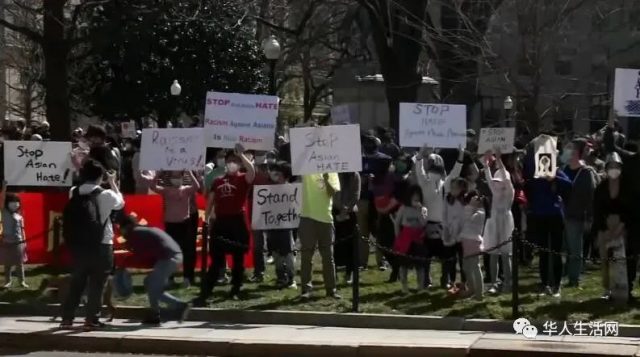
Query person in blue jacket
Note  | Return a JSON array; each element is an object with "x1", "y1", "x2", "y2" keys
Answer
[{"x1": 523, "y1": 137, "x2": 572, "y2": 298}]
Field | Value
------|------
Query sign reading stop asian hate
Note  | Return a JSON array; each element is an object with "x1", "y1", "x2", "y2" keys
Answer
[
  {"x1": 289, "y1": 124, "x2": 362, "y2": 175},
  {"x1": 251, "y1": 183, "x2": 302, "y2": 230},
  {"x1": 4, "y1": 141, "x2": 73, "y2": 187},
  {"x1": 139, "y1": 128, "x2": 205, "y2": 171},
  {"x1": 478, "y1": 127, "x2": 515, "y2": 154},
  {"x1": 399, "y1": 103, "x2": 467, "y2": 148},
  {"x1": 204, "y1": 91, "x2": 278, "y2": 151}
]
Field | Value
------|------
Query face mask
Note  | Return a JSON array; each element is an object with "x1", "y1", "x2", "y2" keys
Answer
[
  {"x1": 395, "y1": 161, "x2": 407, "y2": 174},
  {"x1": 216, "y1": 159, "x2": 225, "y2": 168},
  {"x1": 8, "y1": 202, "x2": 19, "y2": 212},
  {"x1": 560, "y1": 149, "x2": 573, "y2": 164},
  {"x1": 226, "y1": 162, "x2": 239, "y2": 174},
  {"x1": 170, "y1": 178, "x2": 182, "y2": 187},
  {"x1": 269, "y1": 172, "x2": 281, "y2": 182},
  {"x1": 607, "y1": 169, "x2": 622, "y2": 180}
]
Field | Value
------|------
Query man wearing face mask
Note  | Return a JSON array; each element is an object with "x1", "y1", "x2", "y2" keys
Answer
[
  {"x1": 195, "y1": 144, "x2": 255, "y2": 304},
  {"x1": 561, "y1": 138, "x2": 596, "y2": 288},
  {"x1": 71, "y1": 125, "x2": 121, "y2": 179}
]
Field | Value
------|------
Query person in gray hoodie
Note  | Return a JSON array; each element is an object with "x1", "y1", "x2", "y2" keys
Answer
[{"x1": 560, "y1": 138, "x2": 596, "y2": 288}]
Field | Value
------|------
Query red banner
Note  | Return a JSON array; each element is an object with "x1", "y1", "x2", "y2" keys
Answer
[{"x1": 18, "y1": 193, "x2": 254, "y2": 269}]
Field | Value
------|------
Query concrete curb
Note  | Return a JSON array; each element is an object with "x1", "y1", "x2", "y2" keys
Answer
[{"x1": 2, "y1": 302, "x2": 640, "y2": 337}]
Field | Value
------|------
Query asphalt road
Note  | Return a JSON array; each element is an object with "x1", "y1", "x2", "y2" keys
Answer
[{"x1": 0, "y1": 350, "x2": 201, "y2": 357}]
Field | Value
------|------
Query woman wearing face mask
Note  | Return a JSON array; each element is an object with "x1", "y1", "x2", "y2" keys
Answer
[
  {"x1": 0, "y1": 182, "x2": 28, "y2": 289},
  {"x1": 149, "y1": 170, "x2": 201, "y2": 287},
  {"x1": 483, "y1": 149, "x2": 515, "y2": 294},
  {"x1": 594, "y1": 152, "x2": 632, "y2": 301}
]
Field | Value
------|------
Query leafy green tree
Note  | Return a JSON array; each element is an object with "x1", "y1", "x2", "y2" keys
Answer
[{"x1": 73, "y1": 0, "x2": 268, "y2": 127}]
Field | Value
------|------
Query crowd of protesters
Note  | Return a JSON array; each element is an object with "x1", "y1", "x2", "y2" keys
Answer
[{"x1": 1, "y1": 114, "x2": 640, "y2": 328}]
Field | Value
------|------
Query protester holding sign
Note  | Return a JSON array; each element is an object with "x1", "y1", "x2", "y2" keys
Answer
[
  {"x1": 195, "y1": 144, "x2": 255, "y2": 305},
  {"x1": 0, "y1": 181, "x2": 28, "y2": 289},
  {"x1": 148, "y1": 170, "x2": 201, "y2": 287}
]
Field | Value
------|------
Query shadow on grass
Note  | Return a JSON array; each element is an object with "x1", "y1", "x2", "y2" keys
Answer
[{"x1": 531, "y1": 297, "x2": 632, "y2": 320}]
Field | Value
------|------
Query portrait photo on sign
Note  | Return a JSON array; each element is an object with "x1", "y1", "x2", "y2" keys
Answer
[{"x1": 536, "y1": 153, "x2": 553, "y2": 177}]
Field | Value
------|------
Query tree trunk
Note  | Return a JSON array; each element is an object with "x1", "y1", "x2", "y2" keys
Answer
[{"x1": 43, "y1": 0, "x2": 70, "y2": 141}]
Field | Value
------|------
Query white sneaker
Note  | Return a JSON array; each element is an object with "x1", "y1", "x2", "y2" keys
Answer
[
  {"x1": 3, "y1": 281, "x2": 12, "y2": 289},
  {"x1": 20, "y1": 281, "x2": 29, "y2": 289},
  {"x1": 266, "y1": 256, "x2": 274, "y2": 265},
  {"x1": 487, "y1": 285, "x2": 498, "y2": 294},
  {"x1": 288, "y1": 281, "x2": 297, "y2": 289}
]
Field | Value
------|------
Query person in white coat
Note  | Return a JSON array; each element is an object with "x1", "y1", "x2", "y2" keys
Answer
[{"x1": 483, "y1": 149, "x2": 515, "y2": 294}]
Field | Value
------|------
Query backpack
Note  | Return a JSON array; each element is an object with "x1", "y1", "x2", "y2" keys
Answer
[{"x1": 62, "y1": 187, "x2": 106, "y2": 250}]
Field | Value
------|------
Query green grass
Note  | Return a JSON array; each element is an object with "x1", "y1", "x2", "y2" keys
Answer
[{"x1": 2, "y1": 257, "x2": 639, "y2": 324}]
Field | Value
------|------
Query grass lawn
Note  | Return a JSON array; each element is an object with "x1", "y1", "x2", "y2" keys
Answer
[{"x1": 2, "y1": 256, "x2": 640, "y2": 324}]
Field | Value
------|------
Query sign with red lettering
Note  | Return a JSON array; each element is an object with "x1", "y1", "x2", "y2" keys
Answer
[
  {"x1": 289, "y1": 124, "x2": 362, "y2": 175},
  {"x1": 204, "y1": 91, "x2": 278, "y2": 151}
]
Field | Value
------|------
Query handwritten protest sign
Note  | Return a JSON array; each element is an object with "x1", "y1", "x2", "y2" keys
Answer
[
  {"x1": 614, "y1": 68, "x2": 640, "y2": 117},
  {"x1": 4, "y1": 141, "x2": 73, "y2": 187},
  {"x1": 251, "y1": 183, "x2": 302, "y2": 230},
  {"x1": 399, "y1": 103, "x2": 467, "y2": 148},
  {"x1": 289, "y1": 124, "x2": 362, "y2": 175},
  {"x1": 478, "y1": 127, "x2": 515, "y2": 154},
  {"x1": 204, "y1": 91, "x2": 278, "y2": 151},
  {"x1": 140, "y1": 128, "x2": 204, "y2": 171},
  {"x1": 121, "y1": 121, "x2": 137, "y2": 138}
]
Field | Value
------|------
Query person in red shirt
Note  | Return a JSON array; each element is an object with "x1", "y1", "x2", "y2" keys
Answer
[{"x1": 194, "y1": 144, "x2": 255, "y2": 305}]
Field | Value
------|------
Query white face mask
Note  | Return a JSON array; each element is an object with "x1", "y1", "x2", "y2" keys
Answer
[
  {"x1": 607, "y1": 168, "x2": 622, "y2": 180},
  {"x1": 226, "y1": 162, "x2": 239, "y2": 174},
  {"x1": 8, "y1": 202, "x2": 19, "y2": 212}
]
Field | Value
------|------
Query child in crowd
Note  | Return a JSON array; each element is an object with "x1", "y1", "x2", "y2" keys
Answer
[
  {"x1": 393, "y1": 185, "x2": 428, "y2": 293},
  {"x1": 483, "y1": 150, "x2": 515, "y2": 294},
  {"x1": 0, "y1": 182, "x2": 28, "y2": 288},
  {"x1": 460, "y1": 193, "x2": 486, "y2": 300},
  {"x1": 265, "y1": 162, "x2": 297, "y2": 289},
  {"x1": 443, "y1": 177, "x2": 469, "y2": 295},
  {"x1": 148, "y1": 170, "x2": 201, "y2": 287}
]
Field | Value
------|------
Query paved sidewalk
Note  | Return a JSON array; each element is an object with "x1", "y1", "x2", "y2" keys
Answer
[{"x1": 1, "y1": 317, "x2": 639, "y2": 357}]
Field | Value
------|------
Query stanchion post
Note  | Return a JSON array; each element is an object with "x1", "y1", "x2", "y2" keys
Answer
[
  {"x1": 512, "y1": 231, "x2": 519, "y2": 319},
  {"x1": 200, "y1": 223, "x2": 209, "y2": 289},
  {"x1": 352, "y1": 231, "x2": 360, "y2": 313}
]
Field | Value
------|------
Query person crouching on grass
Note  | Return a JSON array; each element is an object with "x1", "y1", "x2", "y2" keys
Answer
[
  {"x1": 119, "y1": 215, "x2": 190, "y2": 325},
  {"x1": 194, "y1": 144, "x2": 255, "y2": 306},
  {"x1": 0, "y1": 181, "x2": 28, "y2": 289}
]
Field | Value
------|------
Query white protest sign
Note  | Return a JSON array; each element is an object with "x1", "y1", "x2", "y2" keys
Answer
[
  {"x1": 478, "y1": 127, "x2": 515, "y2": 154},
  {"x1": 289, "y1": 124, "x2": 362, "y2": 175},
  {"x1": 140, "y1": 128, "x2": 204, "y2": 171},
  {"x1": 331, "y1": 104, "x2": 355, "y2": 124},
  {"x1": 121, "y1": 121, "x2": 137, "y2": 138},
  {"x1": 4, "y1": 141, "x2": 73, "y2": 187},
  {"x1": 399, "y1": 103, "x2": 467, "y2": 148},
  {"x1": 614, "y1": 68, "x2": 640, "y2": 117},
  {"x1": 204, "y1": 91, "x2": 278, "y2": 150},
  {"x1": 251, "y1": 183, "x2": 302, "y2": 230},
  {"x1": 533, "y1": 135, "x2": 557, "y2": 179}
]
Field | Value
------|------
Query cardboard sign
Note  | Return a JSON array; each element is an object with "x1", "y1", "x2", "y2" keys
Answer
[
  {"x1": 533, "y1": 135, "x2": 557, "y2": 179},
  {"x1": 4, "y1": 141, "x2": 73, "y2": 187},
  {"x1": 478, "y1": 127, "x2": 515, "y2": 154},
  {"x1": 204, "y1": 91, "x2": 278, "y2": 150},
  {"x1": 399, "y1": 103, "x2": 467, "y2": 148},
  {"x1": 331, "y1": 104, "x2": 355, "y2": 124},
  {"x1": 139, "y1": 128, "x2": 204, "y2": 171},
  {"x1": 251, "y1": 183, "x2": 302, "y2": 230},
  {"x1": 289, "y1": 124, "x2": 362, "y2": 175},
  {"x1": 614, "y1": 68, "x2": 640, "y2": 117},
  {"x1": 121, "y1": 120, "x2": 137, "y2": 138}
]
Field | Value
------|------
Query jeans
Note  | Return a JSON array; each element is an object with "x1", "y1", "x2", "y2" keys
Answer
[
  {"x1": 443, "y1": 243, "x2": 465, "y2": 284},
  {"x1": 62, "y1": 244, "x2": 113, "y2": 323},
  {"x1": 531, "y1": 215, "x2": 564, "y2": 288},
  {"x1": 4, "y1": 264, "x2": 25, "y2": 283},
  {"x1": 463, "y1": 255, "x2": 483, "y2": 298},
  {"x1": 489, "y1": 253, "x2": 512, "y2": 288},
  {"x1": 145, "y1": 255, "x2": 186, "y2": 314},
  {"x1": 252, "y1": 230, "x2": 266, "y2": 278},
  {"x1": 565, "y1": 219, "x2": 584, "y2": 284},
  {"x1": 299, "y1": 217, "x2": 336, "y2": 294},
  {"x1": 166, "y1": 220, "x2": 195, "y2": 283}
]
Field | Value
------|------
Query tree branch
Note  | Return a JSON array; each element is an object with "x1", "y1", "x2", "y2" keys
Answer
[{"x1": 0, "y1": 18, "x2": 43, "y2": 43}]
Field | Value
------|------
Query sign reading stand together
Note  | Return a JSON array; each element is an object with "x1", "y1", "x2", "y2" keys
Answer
[
  {"x1": 4, "y1": 141, "x2": 73, "y2": 187},
  {"x1": 251, "y1": 183, "x2": 302, "y2": 230}
]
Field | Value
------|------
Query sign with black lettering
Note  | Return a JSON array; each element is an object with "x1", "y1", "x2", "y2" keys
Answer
[
  {"x1": 289, "y1": 124, "x2": 362, "y2": 175},
  {"x1": 251, "y1": 183, "x2": 302, "y2": 230},
  {"x1": 140, "y1": 128, "x2": 205, "y2": 171},
  {"x1": 478, "y1": 127, "x2": 515, "y2": 154},
  {"x1": 399, "y1": 103, "x2": 467, "y2": 148},
  {"x1": 4, "y1": 141, "x2": 73, "y2": 187}
]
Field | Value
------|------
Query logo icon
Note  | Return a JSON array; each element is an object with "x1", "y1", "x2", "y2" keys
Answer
[{"x1": 513, "y1": 317, "x2": 538, "y2": 339}]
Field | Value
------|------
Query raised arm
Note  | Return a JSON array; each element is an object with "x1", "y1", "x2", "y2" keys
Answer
[{"x1": 236, "y1": 144, "x2": 255, "y2": 184}]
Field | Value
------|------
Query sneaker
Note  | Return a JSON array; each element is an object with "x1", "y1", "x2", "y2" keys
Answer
[
  {"x1": 552, "y1": 286, "x2": 561, "y2": 298},
  {"x1": 601, "y1": 291, "x2": 612, "y2": 301},
  {"x1": 287, "y1": 281, "x2": 298, "y2": 290},
  {"x1": 487, "y1": 285, "x2": 498, "y2": 295},
  {"x1": 538, "y1": 286, "x2": 552, "y2": 297},
  {"x1": 266, "y1": 256, "x2": 275, "y2": 265},
  {"x1": 327, "y1": 292, "x2": 342, "y2": 300},
  {"x1": 19, "y1": 281, "x2": 29, "y2": 289},
  {"x1": 378, "y1": 264, "x2": 388, "y2": 272},
  {"x1": 300, "y1": 291, "x2": 312, "y2": 300},
  {"x1": 83, "y1": 320, "x2": 107, "y2": 331},
  {"x1": 177, "y1": 303, "x2": 190, "y2": 323},
  {"x1": 3, "y1": 281, "x2": 12, "y2": 289}
]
